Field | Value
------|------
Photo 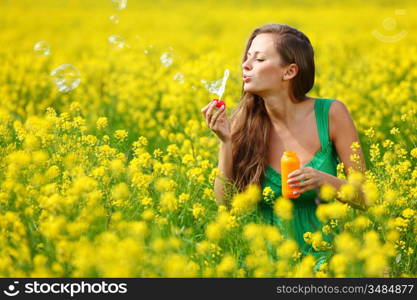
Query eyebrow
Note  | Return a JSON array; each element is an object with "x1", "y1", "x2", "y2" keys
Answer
[{"x1": 247, "y1": 51, "x2": 263, "y2": 56}]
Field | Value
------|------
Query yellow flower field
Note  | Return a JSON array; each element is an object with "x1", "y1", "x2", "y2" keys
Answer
[{"x1": 0, "y1": 0, "x2": 416, "y2": 277}]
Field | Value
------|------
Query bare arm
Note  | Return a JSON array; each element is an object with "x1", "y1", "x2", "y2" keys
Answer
[
  {"x1": 327, "y1": 100, "x2": 368, "y2": 209},
  {"x1": 201, "y1": 100, "x2": 233, "y2": 206},
  {"x1": 214, "y1": 139, "x2": 233, "y2": 206}
]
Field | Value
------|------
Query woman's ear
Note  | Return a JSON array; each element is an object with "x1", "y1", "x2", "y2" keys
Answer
[{"x1": 283, "y1": 63, "x2": 299, "y2": 81}]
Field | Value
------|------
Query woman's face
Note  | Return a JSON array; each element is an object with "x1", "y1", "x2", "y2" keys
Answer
[{"x1": 242, "y1": 33, "x2": 288, "y2": 96}]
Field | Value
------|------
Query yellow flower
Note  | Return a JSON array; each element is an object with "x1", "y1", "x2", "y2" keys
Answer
[
  {"x1": 347, "y1": 170, "x2": 364, "y2": 187},
  {"x1": 24, "y1": 134, "x2": 40, "y2": 151},
  {"x1": 243, "y1": 223, "x2": 262, "y2": 241},
  {"x1": 163, "y1": 254, "x2": 199, "y2": 277},
  {"x1": 216, "y1": 254, "x2": 236, "y2": 277},
  {"x1": 293, "y1": 255, "x2": 315, "y2": 277},
  {"x1": 192, "y1": 203, "x2": 205, "y2": 221},
  {"x1": 319, "y1": 184, "x2": 336, "y2": 202},
  {"x1": 114, "y1": 129, "x2": 128, "y2": 141},
  {"x1": 45, "y1": 165, "x2": 60, "y2": 180},
  {"x1": 411, "y1": 148, "x2": 417, "y2": 158},
  {"x1": 182, "y1": 153, "x2": 195, "y2": 166},
  {"x1": 329, "y1": 253, "x2": 349, "y2": 276},
  {"x1": 160, "y1": 192, "x2": 178, "y2": 212},
  {"x1": 364, "y1": 127, "x2": 375, "y2": 138},
  {"x1": 402, "y1": 208, "x2": 414, "y2": 219},
  {"x1": 196, "y1": 241, "x2": 211, "y2": 255},
  {"x1": 273, "y1": 196, "x2": 293, "y2": 220},
  {"x1": 262, "y1": 186, "x2": 275, "y2": 205},
  {"x1": 206, "y1": 222, "x2": 223, "y2": 241},
  {"x1": 337, "y1": 183, "x2": 357, "y2": 202},
  {"x1": 231, "y1": 184, "x2": 261, "y2": 215},
  {"x1": 134, "y1": 136, "x2": 148, "y2": 147},
  {"x1": 350, "y1": 141, "x2": 360, "y2": 151},
  {"x1": 334, "y1": 232, "x2": 359, "y2": 258},
  {"x1": 96, "y1": 117, "x2": 108, "y2": 129},
  {"x1": 365, "y1": 254, "x2": 387, "y2": 277},
  {"x1": 316, "y1": 202, "x2": 348, "y2": 223},
  {"x1": 155, "y1": 177, "x2": 177, "y2": 192},
  {"x1": 353, "y1": 216, "x2": 371, "y2": 229},
  {"x1": 390, "y1": 127, "x2": 400, "y2": 135},
  {"x1": 111, "y1": 182, "x2": 130, "y2": 204},
  {"x1": 109, "y1": 159, "x2": 125, "y2": 176},
  {"x1": 153, "y1": 148, "x2": 163, "y2": 159},
  {"x1": 311, "y1": 232, "x2": 330, "y2": 251},
  {"x1": 303, "y1": 232, "x2": 312, "y2": 244},
  {"x1": 277, "y1": 240, "x2": 298, "y2": 260},
  {"x1": 140, "y1": 197, "x2": 153, "y2": 206},
  {"x1": 142, "y1": 209, "x2": 154, "y2": 221},
  {"x1": 322, "y1": 224, "x2": 331, "y2": 235},
  {"x1": 384, "y1": 189, "x2": 396, "y2": 203}
]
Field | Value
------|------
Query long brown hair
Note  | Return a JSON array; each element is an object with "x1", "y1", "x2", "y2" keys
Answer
[{"x1": 229, "y1": 23, "x2": 315, "y2": 193}]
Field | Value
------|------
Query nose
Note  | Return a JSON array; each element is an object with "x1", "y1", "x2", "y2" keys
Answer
[{"x1": 242, "y1": 57, "x2": 252, "y2": 71}]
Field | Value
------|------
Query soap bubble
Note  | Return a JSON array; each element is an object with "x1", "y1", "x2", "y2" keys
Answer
[
  {"x1": 108, "y1": 34, "x2": 125, "y2": 49},
  {"x1": 144, "y1": 45, "x2": 153, "y2": 55},
  {"x1": 109, "y1": 15, "x2": 120, "y2": 24},
  {"x1": 50, "y1": 64, "x2": 81, "y2": 93},
  {"x1": 173, "y1": 72, "x2": 185, "y2": 84},
  {"x1": 112, "y1": 0, "x2": 127, "y2": 10},
  {"x1": 201, "y1": 78, "x2": 222, "y2": 94},
  {"x1": 160, "y1": 52, "x2": 173, "y2": 67},
  {"x1": 33, "y1": 41, "x2": 50, "y2": 56},
  {"x1": 202, "y1": 69, "x2": 230, "y2": 99}
]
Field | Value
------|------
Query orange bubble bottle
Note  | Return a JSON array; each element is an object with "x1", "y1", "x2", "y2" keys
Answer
[{"x1": 281, "y1": 151, "x2": 301, "y2": 199}]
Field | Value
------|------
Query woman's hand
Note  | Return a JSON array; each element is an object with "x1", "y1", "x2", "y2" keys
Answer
[
  {"x1": 287, "y1": 167, "x2": 324, "y2": 195},
  {"x1": 201, "y1": 100, "x2": 231, "y2": 143}
]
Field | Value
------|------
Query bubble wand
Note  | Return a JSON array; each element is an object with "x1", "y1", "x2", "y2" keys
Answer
[{"x1": 212, "y1": 69, "x2": 229, "y2": 108}]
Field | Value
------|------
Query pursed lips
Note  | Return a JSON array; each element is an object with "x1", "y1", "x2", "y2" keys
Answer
[{"x1": 243, "y1": 75, "x2": 252, "y2": 82}]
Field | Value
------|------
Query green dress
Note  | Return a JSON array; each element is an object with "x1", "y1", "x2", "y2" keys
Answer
[{"x1": 258, "y1": 98, "x2": 340, "y2": 268}]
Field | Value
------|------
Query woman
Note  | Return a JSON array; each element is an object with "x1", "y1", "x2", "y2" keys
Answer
[{"x1": 201, "y1": 24, "x2": 367, "y2": 263}]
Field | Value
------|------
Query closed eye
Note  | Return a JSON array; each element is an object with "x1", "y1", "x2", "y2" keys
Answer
[{"x1": 256, "y1": 59, "x2": 264, "y2": 62}]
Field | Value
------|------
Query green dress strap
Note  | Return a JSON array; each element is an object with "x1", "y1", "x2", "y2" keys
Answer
[{"x1": 315, "y1": 98, "x2": 333, "y2": 147}]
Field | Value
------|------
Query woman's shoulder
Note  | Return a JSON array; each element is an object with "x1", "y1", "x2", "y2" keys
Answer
[
  {"x1": 328, "y1": 99, "x2": 350, "y2": 117},
  {"x1": 327, "y1": 99, "x2": 354, "y2": 141}
]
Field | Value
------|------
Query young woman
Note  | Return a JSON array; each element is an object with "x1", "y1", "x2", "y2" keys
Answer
[{"x1": 201, "y1": 23, "x2": 367, "y2": 263}]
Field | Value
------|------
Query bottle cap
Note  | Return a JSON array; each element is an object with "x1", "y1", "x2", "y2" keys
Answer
[{"x1": 283, "y1": 151, "x2": 297, "y2": 156}]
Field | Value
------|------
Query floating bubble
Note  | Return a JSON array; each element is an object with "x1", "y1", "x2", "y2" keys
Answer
[
  {"x1": 202, "y1": 69, "x2": 230, "y2": 100},
  {"x1": 108, "y1": 34, "x2": 125, "y2": 49},
  {"x1": 160, "y1": 52, "x2": 173, "y2": 67},
  {"x1": 112, "y1": 0, "x2": 127, "y2": 10},
  {"x1": 173, "y1": 72, "x2": 185, "y2": 84},
  {"x1": 109, "y1": 15, "x2": 120, "y2": 24},
  {"x1": 202, "y1": 78, "x2": 222, "y2": 94},
  {"x1": 50, "y1": 64, "x2": 81, "y2": 93},
  {"x1": 33, "y1": 41, "x2": 50, "y2": 56},
  {"x1": 144, "y1": 45, "x2": 154, "y2": 55}
]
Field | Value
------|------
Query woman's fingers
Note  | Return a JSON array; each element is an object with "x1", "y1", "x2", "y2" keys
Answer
[
  {"x1": 205, "y1": 101, "x2": 218, "y2": 126},
  {"x1": 210, "y1": 105, "x2": 225, "y2": 128},
  {"x1": 201, "y1": 101, "x2": 212, "y2": 115},
  {"x1": 291, "y1": 178, "x2": 314, "y2": 188}
]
